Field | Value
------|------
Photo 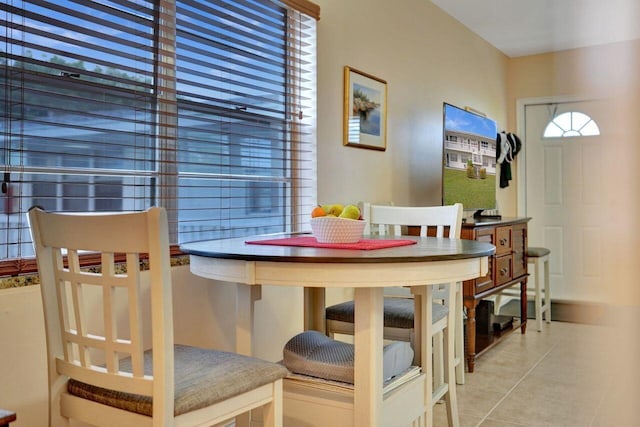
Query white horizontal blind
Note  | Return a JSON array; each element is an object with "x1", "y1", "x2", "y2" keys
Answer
[
  {"x1": 172, "y1": 0, "x2": 316, "y2": 243},
  {"x1": 0, "y1": 0, "x2": 317, "y2": 262}
]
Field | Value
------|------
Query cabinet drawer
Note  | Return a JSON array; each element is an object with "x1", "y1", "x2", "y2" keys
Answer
[
  {"x1": 495, "y1": 255, "x2": 513, "y2": 285},
  {"x1": 473, "y1": 227, "x2": 494, "y2": 245},
  {"x1": 495, "y1": 226, "x2": 512, "y2": 256},
  {"x1": 512, "y1": 223, "x2": 527, "y2": 279},
  {"x1": 475, "y1": 277, "x2": 494, "y2": 294}
]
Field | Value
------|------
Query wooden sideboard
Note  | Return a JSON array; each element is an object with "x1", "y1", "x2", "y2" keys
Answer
[{"x1": 460, "y1": 217, "x2": 530, "y2": 372}]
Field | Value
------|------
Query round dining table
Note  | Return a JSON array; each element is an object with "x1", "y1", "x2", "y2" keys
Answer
[{"x1": 180, "y1": 233, "x2": 494, "y2": 427}]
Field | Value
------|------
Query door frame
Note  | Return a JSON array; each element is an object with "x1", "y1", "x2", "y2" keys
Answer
[{"x1": 514, "y1": 96, "x2": 611, "y2": 322}]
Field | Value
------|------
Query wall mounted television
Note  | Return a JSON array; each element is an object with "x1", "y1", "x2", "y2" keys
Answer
[{"x1": 442, "y1": 103, "x2": 500, "y2": 219}]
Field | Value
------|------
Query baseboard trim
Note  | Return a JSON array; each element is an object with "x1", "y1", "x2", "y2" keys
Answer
[
  {"x1": 548, "y1": 300, "x2": 608, "y2": 324},
  {"x1": 498, "y1": 299, "x2": 607, "y2": 325}
]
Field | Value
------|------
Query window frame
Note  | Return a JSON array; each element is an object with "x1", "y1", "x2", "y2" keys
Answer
[
  {"x1": 543, "y1": 111, "x2": 601, "y2": 138},
  {"x1": 0, "y1": 0, "x2": 319, "y2": 277}
]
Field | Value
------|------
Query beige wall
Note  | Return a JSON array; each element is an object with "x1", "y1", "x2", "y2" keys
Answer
[
  {"x1": 1, "y1": 6, "x2": 511, "y2": 425},
  {"x1": 507, "y1": 40, "x2": 640, "y2": 305},
  {"x1": 313, "y1": 0, "x2": 513, "y2": 320},
  {"x1": 507, "y1": 40, "x2": 640, "y2": 120},
  {"x1": 7, "y1": 4, "x2": 640, "y2": 425},
  {"x1": 314, "y1": 0, "x2": 512, "y2": 213}
]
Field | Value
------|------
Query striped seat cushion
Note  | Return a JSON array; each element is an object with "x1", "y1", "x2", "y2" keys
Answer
[
  {"x1": 283, "y1": 330, "x2": 414, "y2": 384},
  {"x1": 67, "y1": 344, "x2": 288, "y2": 417},
  {"x1": 326, "y1": 297, "x2": 448, "y2": 329}
]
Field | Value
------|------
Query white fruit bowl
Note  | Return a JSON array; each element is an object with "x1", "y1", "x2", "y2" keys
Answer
[{"x1": 310, "y1": 216, "x2": 366, "y2": 243}]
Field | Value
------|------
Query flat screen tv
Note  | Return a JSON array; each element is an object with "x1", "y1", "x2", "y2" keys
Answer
[{"x1": 442, "y1": 103, "x2": 500, "y2": 219}]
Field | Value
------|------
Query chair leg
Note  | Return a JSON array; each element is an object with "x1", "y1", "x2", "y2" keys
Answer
[
  {"x1": 433, "y1": 330, "x2": 444, "y2": 389},
  {"x1": 494, "y1": 293, "x2": 503, "y2": 315},
  {"x1": 261, "y1": 379, "x2": 283, "y2": 427}
]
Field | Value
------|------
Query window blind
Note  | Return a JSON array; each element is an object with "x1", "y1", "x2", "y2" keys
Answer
[{"x1": 0, "y1": 0, "x2": 317, "y2": 270}]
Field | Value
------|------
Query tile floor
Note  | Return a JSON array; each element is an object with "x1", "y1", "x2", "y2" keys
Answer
[{"x1": 433, "y1": 320, "x2": 639, "y2": 427}]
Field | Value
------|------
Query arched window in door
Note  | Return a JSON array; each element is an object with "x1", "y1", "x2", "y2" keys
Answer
[{"x1": 543, "y1": 111, "x2": 600, "y2": 137}]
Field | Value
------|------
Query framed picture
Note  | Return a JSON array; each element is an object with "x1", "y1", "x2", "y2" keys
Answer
[{"x1": 343, "y1": 66, "x2": 387, "y2": 151}]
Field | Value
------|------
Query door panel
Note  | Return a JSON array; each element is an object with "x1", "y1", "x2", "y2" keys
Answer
[{"x1": 524, "y1": 101, "x2": 608, "y2": 302}]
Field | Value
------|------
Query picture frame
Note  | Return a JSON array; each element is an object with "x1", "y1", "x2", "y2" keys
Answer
[{"x1": 343, "y1": 66, "x2": 387, "y2": 151}]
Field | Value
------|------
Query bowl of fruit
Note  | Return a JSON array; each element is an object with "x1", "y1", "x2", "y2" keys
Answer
[{"x1": 310, "y1": 204, "x2": 365, "y2": 243}]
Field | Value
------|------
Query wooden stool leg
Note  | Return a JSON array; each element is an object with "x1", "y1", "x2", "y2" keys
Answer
[
  {"x1": 544, "y1": 256, "x2": 551, "y2": 323},
  {"x1": 534, "y1": 258, "x2": 543, "y2": 332}
]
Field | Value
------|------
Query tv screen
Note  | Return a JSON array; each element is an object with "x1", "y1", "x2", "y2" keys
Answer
[{"x1": 442, "y1": 103, "x2": 498, "y2": 216}]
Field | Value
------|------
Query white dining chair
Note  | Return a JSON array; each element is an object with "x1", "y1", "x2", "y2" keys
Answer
[
  {"x1": 325, "y1": 202, "x2": 464, "y2": 427},
  {"x1": 28, "y1": 206, "x2": 288, "y2": 427}
]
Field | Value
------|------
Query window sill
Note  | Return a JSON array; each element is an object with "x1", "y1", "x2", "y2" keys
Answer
[{"x1": 0, "y1": 246, "x2": 189, "y2": 290}]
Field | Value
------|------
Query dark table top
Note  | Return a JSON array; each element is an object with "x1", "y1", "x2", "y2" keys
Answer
[{"x1": 180, "y1": 233, "x2": 495, "y2": 264}]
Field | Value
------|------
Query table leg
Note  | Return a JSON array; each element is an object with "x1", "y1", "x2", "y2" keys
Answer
[
  {"x1": 464, "y1": 299, "x2": 477, "y2": 373},
  {"x1": 303, "y1": 287, "x2": 326, "y2": 333},
  {"x1": 353, "y1": 287, "x2": 383, "y2": 427},
  {"x1": 235, "y1": 283, "x2": 261, "y2": 355}
]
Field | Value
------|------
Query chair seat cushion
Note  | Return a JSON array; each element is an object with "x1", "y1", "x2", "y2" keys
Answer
[
  {"x1": 283, "y1": 330, "x2": 414, "y2": 384},
  {"x1": 67, "y1": 344, "x2": 288, "y2": 417},
  {"x1": 326, "y1": 297, "x2": 448, "y2": 329},
  {"x1": 527, "y1": 247, "x2": 550, "y2": 257}
]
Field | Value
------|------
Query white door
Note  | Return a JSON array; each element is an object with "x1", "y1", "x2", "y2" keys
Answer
[{"x1": 523, "y1": 100, "x2": 614, "y2": 303}]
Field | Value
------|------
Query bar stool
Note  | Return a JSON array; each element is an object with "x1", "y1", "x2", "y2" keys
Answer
[
  {"x1": 527, "y1": 247, "x2": 551, "y2": 331},
  {"x1": 496, "y1": 247, "x2": 551, "y2": 331}
]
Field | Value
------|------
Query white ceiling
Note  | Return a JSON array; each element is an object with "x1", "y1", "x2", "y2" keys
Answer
[{"x1": 431, "y1": 0, "x2": 640, "y2": 57}]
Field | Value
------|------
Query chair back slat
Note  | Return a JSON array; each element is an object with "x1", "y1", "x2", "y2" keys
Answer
[
  {"x1": 51, "y1": 247, "x2": 146, "y2": 377},
  {"x1": 28, "y1": 207, "x2": 174, "y2": 417},
  {"x1": 361, "y1": 203, "x2": 463, "y2": 239},
  {"x1": 360, "y1": 202, "x2": 463, "y2": 299}
]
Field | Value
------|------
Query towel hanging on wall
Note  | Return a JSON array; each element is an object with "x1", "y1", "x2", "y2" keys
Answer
[{"x1": 496, "y1": 132, "x2": 522, "y2": 188}]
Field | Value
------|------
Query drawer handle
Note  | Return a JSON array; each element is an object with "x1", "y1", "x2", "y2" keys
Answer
[
  {"x1": 499, "y1": 238, "x2": 508, "y2": 246},
  {"x1": 500, "y1": 267, "x2": 508, "y2": 276}
]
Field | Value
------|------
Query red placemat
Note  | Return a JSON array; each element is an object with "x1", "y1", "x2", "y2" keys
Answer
[{"x1": 245, "y1": 236, "x2": 416, "y2": 250}]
